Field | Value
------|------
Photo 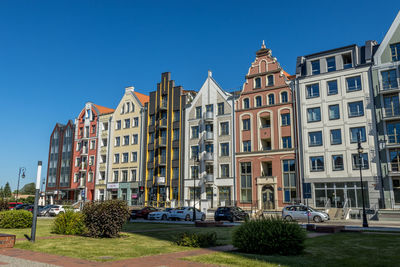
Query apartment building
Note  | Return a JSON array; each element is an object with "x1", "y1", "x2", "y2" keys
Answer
[
  {"x1": 372, "y1": 11, "x2": 400, "y2": 209},
  {"x1": 71, "y1": 102, "x2": 114, "y2": 201},
  {"x1": 235, "y1": 43, "x2": 296, "y2": 211},
  {"x1": 144, "y1": 72, "x2": 196, "y2": 207},
  {"x1": 45, "y1": 120, "x2": 74, "y2": 203},
  {"x1": 107, "y1": 87, "x2": 149, "y2": 205},
  {"x1": 295, "y1": 41, "x2": 381, "y2": 211},
  {"x1": 184, "y1": 71, "x2": 235, "y2": 212}
]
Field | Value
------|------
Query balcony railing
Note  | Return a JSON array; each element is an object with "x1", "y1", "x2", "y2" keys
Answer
[
  {"x1": 390, "y1": 163, "x2": 400, "y2": 172},
  {"x1": 388, "y1": 134, "x2": 400, "y2": 145},
  {"x1": 159, "y1": 156, "x2": 166, "y2": 165},
  {"x1": 381, "y1": 79, "x2": 400, "y2": 91},
  {"x1": 204, "y1": 152, "x2": 213, "y2": 162},
  {"x1": 79, "y1": 178, "x2": 86, "y2": 188},
  {"x1": 205, "y1": 174, "x2": 214, "y2": 183},
  {"x1": 205, "y1": 132, "x2": 213, "y2": 141},
  {"x1": 384, "y1": 107, "x2": 400, "y2": 118},
  {"x1": 205, "y1": 111, "x2": 213, "y2": 121},
  {"x1": 159, "y1": 137, "x2": 167, "y2": 146},
  {"x1": 81, "y1": 147, "x2": 88, "y2": 154},
  {"x1": 80, "y1": 162, "x2": 87, "y2": 170}
]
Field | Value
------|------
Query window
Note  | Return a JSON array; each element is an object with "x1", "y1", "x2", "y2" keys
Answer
[
  {"x1": 173, "y1": 111, "x2": 180, "y2": 122},
  {"x1": 220, "y1": 122, "x2": 229, "y2": 135},
  {"x1": 133, "y1": 117, "x2": 139, "y2": 127},
  {"x1": 348, "y1": 101, "x2": 364, "y2": 117},
  {"x1": 255, "y1": 96, "x2": 262, "y2": 107},
  {"x1": 173, "y1": 167, "x2": 179, "y2": 179},
  {"x1": 217, "y1": 102, "x2": 224, "y2": 115},
  {"x1": 267, "y1": 75, "x2": 274, "y2": 86},
  {"x1": 283, "y1": 159, "x2": 296, "y2": 202},
  {"x1": 205, "y1": 143, "x2": 213, "y2": 153},
  {"x1": 121, "y1": 170, "x2": 128, "y2": 182},
  {"x1": 131, "y1": 169, "x2": 137, "y2": 181},
  {"x1": 381, "y1": 69, "x2": 398, "y2": 90},
  {"x1": 330, "y1": 129, "x2": 342, "y2": 145},
  {"x1": 384, "y1": 95, "x2": 400, "y2": 117},
  {"x1": 240, "y1": 162, "x2": 252, "y2": 203},
  {"x1": 309, "y1": 131, "x2": 322, "y2": 146},
  {"x1": 390, "y1": 42, "x2": 400, "y2": 61},
  {"x1": 342, "y1": 53, "x2": 352, "y2": 69},
  {"x1": 307, "y1": 107, "x2": 321, "y2": 122},
  {"x1": 191, "y1": 126, "x2": 199, "y2": 139},
  {"x1": 124, "y1": 119, "x2": 130, "y2": 128},
  {"x1": 113, "y1": 171, "x2": 118, "y2": 182},
  {"x1": 254, "y1": 77, "x2": 261, "y2": 89},
  {"x1": 306, "y1": 84, "x2": 319, "y2": 98},
  {"x1": 327, "y1": 57, "x2": 336, "y2": 72},
  {"x1": 122, "y1": 152, "x2": 129, "y2": 163},
  {"x1": 329, "y1": 104, "x2": 340, "y2": 120},
  {"x1": 282, "y1": 137, "x2": 292, "y2": 148},
  {"x1": 387, "y1": 122, "x2": 400, "y2": 144},
  {"x1": 173, "y1": 129, "x2": 179, "y2": 141},
  {"x1": 352, "y1": 153, "x2": 369, "y2": 169},
  {"x1": 243, "y1": 141, "x2": 251, "y2": 152},
  {"x1": 206, "y1": 104, "x2": 213, "y2": 113},
  {"x1": 310, "y1": 156, "x2": 324, "y2": 171},
  {"x1": 281, "y1": 113, "x2": 290, "y2": 126},
  {"x1": 74, "y1": 173, "x2": 79, "y2": 183},
  {"x1": 191, "y1": 145, "x2": 199, "y2": 159},
  {"x1": 132, "y1": 134, "x2": 138, "y2": 144},
  {"x1": 90, "y1": 140, "x2": 96, "y2": 150},
  {"x1": 327, "y1": 80, "x2": 338, "y2": 95},
  {"x1": 281, "y1": 92, "x2": 288, "y2": 103},
  {"x1": 116, "y1": 120, "x2": 121, "y2": 130},
  {"x1": 173, "y1": 148, "x2": 179, "y2": 160},
  {"x1": 311, "y1": 60, "x2": 320, "y2": 75},
  {"x1": 131, "y1": 152, "x2": 137, "y2": 162},
  {"x1": 243, "y1": 98, "x2": 250, "y2": 109},
  {"x1": 242, "y1": 118, "x2": 250, "y2": 130},
  {"x1": 115, "y1": 137, "x2": 120, "y2": 146},
  {"x1": 346, "y1": 76, "x2": 362, "y2": 92},
  {"x1": 195, "y1": 106, "x2": 202, "y2": 118},
  {"x1": 221, "y1": 164, "x2": 229, "y2": 178},
  {"x1": 114, "y1": 154, "x2": 120, "y2": 164},
  {"x1": 191, "y1": 166, "x2": 199, "y2": 179},
  {"x1": 91, "y1": 125, "x2": 96, "y2": 134},
  {"x1": 150, "y1": 115, "x2": 155, "y2": 125},
  {"x1": 89, "y1": 156, "x2": 94, "y2": 165},
  {"x1": 332, "y1": 155, "x2": 344, "y2": 171},
  {"x1": 268, "y1": 94, "x2": 275, "y2": 105},
  {"x1": 123, "y1": 135, "x2": 129, "y2": 145},
  {"x1": 220, "y1": 143, "x2": 229, "y2": 156},
  {"x1": 350, "y1": 127, "x2": 366, "y2": 143}
]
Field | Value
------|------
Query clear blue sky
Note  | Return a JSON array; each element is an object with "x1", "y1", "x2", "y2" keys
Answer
[{"x1": 0, "y1": 0, "x2": 398, "y2": 191}]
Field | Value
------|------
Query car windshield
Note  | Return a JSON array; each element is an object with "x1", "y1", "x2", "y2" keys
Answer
[{"x1": 217, "y1": 207, "x2": 230, "y2": 211}]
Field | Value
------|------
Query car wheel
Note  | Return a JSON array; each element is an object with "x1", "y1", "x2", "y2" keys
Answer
[
  {"x1": 185, "y1": 214, "x2": 190, "y2": 221},
  {"x1": 313, "y1": 215, "x2": 322, "y2": 223},
  {"x1": 201, "y1": 214, "x2": 205, "y2": 221},
  {"x1": 285, "y1": 215, "x2": 293, "y2": 221},
  {"x1": 162, "y1": 214, "x2": 167, "y2": 221}
]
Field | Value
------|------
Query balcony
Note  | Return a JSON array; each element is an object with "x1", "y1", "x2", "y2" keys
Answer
[
  {"x1": 80, "y1": 162, "x2": 87, "y2": 170},
  {"x1": 389, "y1": 163, "x2": 400, "y2": 174},
  {"x1": 160, "y1": 100, "x2": 168, "y2": 110},
  {"x1": 81, "y1": 147, "x2": 88, "y2": 154},
  {"x1": 79, "y1": 178, "x2": 86, "y2": 188},
  {"x1": 159, "y1": 137, "x2": 167, "y2": 147},
  {"x1": 384, "y1": 107, "x2": 400, "y2": 119},
  {"x1": 261, "y1": 139, "x2": 272, "y2": 151},
  {"x1": 159, "y1": 156, "x2": 167, "y2": 165},
  {"x1": 205, "y1": 174, "x2": 214, "y2": 184},
  {"x1": 204, "y1": 152, "x2": 213, "y2": 162},
  {"x1": 379, "y1": 79, "x2": 400, "y2": 94},
  {"x1": 160, "y1": 118, "x2": 168, "y2": 128},
  {"x1": 204, "y1": 132, "x2": 213, "y2": 142},
  {"x1": 204, "y1": 111, "x2": 213, "y2": 121},
  {"x1": 156, "y1": 176, "x2": 166, "y2": 185}
]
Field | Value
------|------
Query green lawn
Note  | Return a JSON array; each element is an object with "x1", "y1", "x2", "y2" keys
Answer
[
  {"x1": 0, "y1": 218, "x2": 55, "y2": 239},
  {"x1": 183, "y1": 232, "x2": 400, "y2": 267}
]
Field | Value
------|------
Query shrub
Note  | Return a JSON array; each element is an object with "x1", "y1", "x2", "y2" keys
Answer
[
  {"x1": 0, "y1": 210, "x2": 33, "y2": 228},
  {"x1": 0, "y1": 199, "x2": 8, "y2": 211},
  {"x1": 52, "y1": 210, "x2": 86, "y2": 235},
  {"x1": 82, "y1": 200, "x2": 130, "y2": 238},
  {"x1": 232, "y1": 217, "x2": 306, "y2": 255},
  {"x1": 175, "y1": 232, "x2": 217, "y2": 248}
]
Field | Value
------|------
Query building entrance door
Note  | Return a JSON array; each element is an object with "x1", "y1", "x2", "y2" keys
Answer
[{"x1": 262, "y1": 185, "x2": 274, "y2": 210}]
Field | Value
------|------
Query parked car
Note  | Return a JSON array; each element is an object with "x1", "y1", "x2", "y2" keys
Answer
[
  {"x1": 48, "y1": 205, "x2": 66, "y2": 216},
  {"x1": 130, "y1": 207, "x2": 158, "y2": 220},
  {"x1": 148, "y1": 208, "x2": 175, "y2": 220},
  {"x1": 169, "y1": 207, "x2": 205, "y2": 221},
  {"x1": 282, "y1": 205, "x2": 330, "y2": 223},
  {"x1": 39, "y1": 205, "x2": 56, "y2": 216},
  {"x1": 24, "y1": 205, "x2": 44, "y2": 213},
  {"x1": 15, "y1": 204, "x2": 30, "y2": 210},
  {"x1": 214, "y1": 206, "x2": 249, "y2": 222},
  {"x1": 8, "y1": 202, "x2": 23, "y2": 210}
]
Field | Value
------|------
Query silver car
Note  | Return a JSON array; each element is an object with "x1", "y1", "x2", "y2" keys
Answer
[{"x1": 282, "y1": 205, "x2": 329, "y2": 223}]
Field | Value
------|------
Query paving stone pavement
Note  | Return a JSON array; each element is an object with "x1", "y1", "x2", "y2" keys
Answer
[{"x1": 0, "y1": 254, "x2": 59, "y2": 267}]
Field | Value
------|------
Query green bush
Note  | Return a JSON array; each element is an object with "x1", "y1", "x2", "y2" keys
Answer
[
  {"x1": 82, "y1": 200, "x2": 130, "y2": 238},
  {"x1": 0, "y1": 210, "x2": 33, "y2": 228},
  {"x1": 232, "y1": 217, "x2": 306, "y2": 255},
  {"x1": 52, "y1": 210, "x2": 86, "y2": 235},
  {"x1": 0, "y1": 199, "x2": 8, "y2": 211},
  {"x1": 175, "y1": 232, "x2": 217, "y2": 248}
]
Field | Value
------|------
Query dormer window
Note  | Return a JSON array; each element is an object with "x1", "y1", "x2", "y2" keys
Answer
[
  {"x1": 327, "y1": 57, "x2": 336, "y2": 72},
  {"x1": 254, "y1": 77, "x2": 261, "y2": 89},
  {"x1": 391, "y1": 43, "x2": 400, "y2": 61},
  {"x1": 243, "y1": 98, "x2": 250, "y2": 109},
  {"x1": 267, "y1": 75, "x2": 274, "y2": 86},
  {"x1": 311, "y1": 60, "x2": 320, "y2": 75},
  {"x1": 342, "y1": 53, "x2": 352, "y2": 69}
]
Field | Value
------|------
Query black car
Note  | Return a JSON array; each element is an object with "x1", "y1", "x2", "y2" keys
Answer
[
  {"x1": 15, "y1": 204, "x2": 30, "y2": 210},
  {"x1": 214, "y1": 207, "x2": 249, "y2": 222}
]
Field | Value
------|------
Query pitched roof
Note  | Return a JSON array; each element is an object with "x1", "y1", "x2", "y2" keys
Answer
[
  {"x1": 133, "y1": 91, "x2": 150, "y2": 105},
  {"x1": 93, "y1": 104, "x2": 115, "y2": 114}
]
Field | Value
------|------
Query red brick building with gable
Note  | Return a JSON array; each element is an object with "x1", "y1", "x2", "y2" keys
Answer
[{"x1": 235, "y1": 42, "x2": 297, "y2": 211}]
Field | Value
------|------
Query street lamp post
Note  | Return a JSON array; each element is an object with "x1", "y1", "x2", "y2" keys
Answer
[
  {"x1": 357, "y1": 132, "x2": 368, "y2": 228},
  {"x1": 193, "y1": 156, "x2": 199, "y2": 222},
  {"x1": 16, "y1": 167, "x2": 26, "y2": 200}
]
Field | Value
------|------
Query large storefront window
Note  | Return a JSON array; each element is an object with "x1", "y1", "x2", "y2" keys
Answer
[
  {"x1": 314, "y1": 182, "x2": 369, "y2": 208},
  {"x1": 393, "y1": 178, "x2": 400, "y2": 204},
  {"x1": 283, "y1": 160, "x2": 296, "y2": 202},
  {"x1": 240, "y1": 163, "x2": 252, "y2": 203}
]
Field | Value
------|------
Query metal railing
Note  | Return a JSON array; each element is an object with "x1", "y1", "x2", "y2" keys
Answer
[{"x1": 384, "y1": 107, "x2": 400, "y2": 118}]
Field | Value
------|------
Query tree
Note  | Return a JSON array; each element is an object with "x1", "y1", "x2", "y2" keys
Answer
[
  {"x1": 3, "y1": 182, "x2": 11, "y2": 198},
  {"x1": 20, "y1": 183, "x2": 36, "y2": 195},
  {"x1": 0, "y1": 187, "x2": 3, "y2": 198}
]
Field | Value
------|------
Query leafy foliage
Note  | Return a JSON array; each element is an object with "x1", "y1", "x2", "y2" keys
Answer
[
  {"x1": 20, "y1": 183, "x2": 36, "y2": 195},
  {"x1": 0, "y1": 210, "x2": 33, "y2": 228},
  {"x1": 52, "y1": 210, "x2": 86, "y2": 235},
  {"x1": 0, "y1": 198, "x2": 9, "y2": 211},
  {"x1": 3, "y1": 182, "x2": 11, "y2": 198},
  {"x1": 82, "y1": 200, "x2": 130, "y2": 238},
  {"x1": 175, "y1": 232, "x2": 217, "y2": 248},
  {"x1": 232, "y1": 217, "x2": 306, "y2": 255}
]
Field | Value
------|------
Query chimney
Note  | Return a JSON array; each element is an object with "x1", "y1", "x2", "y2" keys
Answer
[{"x1": 365, "y1": 40, "x2": 378, "y2": 63}]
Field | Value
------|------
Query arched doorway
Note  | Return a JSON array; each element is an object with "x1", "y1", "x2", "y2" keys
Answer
[{"x1": 262, "y1": 185, "x2": 275, "y2": 210}]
